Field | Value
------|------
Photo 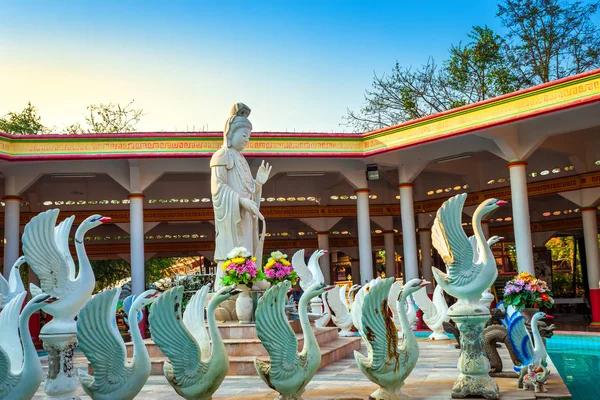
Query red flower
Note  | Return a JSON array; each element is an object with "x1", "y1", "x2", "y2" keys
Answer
[{"x1": 541, "y1": 293, "x2": 549, "y2": 301}]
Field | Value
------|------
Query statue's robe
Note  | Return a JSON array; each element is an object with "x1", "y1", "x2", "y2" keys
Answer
[{"x1": 210, "y1": 146, "x2": 262, "y2": 264}]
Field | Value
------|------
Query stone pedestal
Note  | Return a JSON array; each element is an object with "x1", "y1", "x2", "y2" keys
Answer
[
  {"x1": 448, "y1": 303, "x2": 499, "y2": 399},
  {"x1": 41, "y1": 333, "x2": 80, "y2": 400}
]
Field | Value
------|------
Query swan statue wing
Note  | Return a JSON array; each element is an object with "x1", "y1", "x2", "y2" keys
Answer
[
  {"x1": 149, "y1": 286, "x2": 207, "y2": 386},
  {"x1": 0, "y1": 276, "x2": 8, "y2": 308},
  {"x1": 22, "y1": 209, "x2": 76, "y2": 298},
  {"x1": 327, "y1": 285, "x2": 348, "y2": 318},
  {"x1": 431, "y1": 193, "x2": 478, "y2": 285},
  {"x1": 77, "y1": 288, "x2": 130, "y2": 392},
  {"x1": 432, "y1": 284, "x2": 449, "y2": 317},
  {"x1": 182, "y1": 284, "x2": 211, "y2": 359},
  {"x1": 0, "y1": 346, "x2": 19, "y2": 398},
  {"x1": 339, "y1": 284, "x2": 350, "y2": 313},
  {"x1": 292, "y1": 249, "x2": 313, "y2": 291},
  {"x1": 55, "y1": 215, "x2": 76, "y2": 280},
  {"x1": 0, "y1": 292, "x2": 27, "y2": 372},
  {"x1": 1, "y1": 257, "x2": 26, "y2": 308},
  {"x1": 307, "y1": 250, "x2": 325, "y2": 284},
  {"x1": 412, "y1": 284, "x2": 436, "y2": 324},
  {"x1": 360, "y1": 278, "x2": 396, "y2": 371},
  {"x1": 506, "y1": 306, "x2": 534, "y2": 368},
  {"x1": 255, "y1": 281, "x2": 299, "y2": 380}
]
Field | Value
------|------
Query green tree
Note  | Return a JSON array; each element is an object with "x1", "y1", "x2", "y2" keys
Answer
[
  {"x1": 498, "y1": 0, "x2": 600, "y2": 84},
  {"x1": 344, "y1": 26, "x2": 518, "y2": 131},
  {"x1": 66, "y1": 100, "x2": 144, "y2": 134},
  {"x1": 446, "y1": 26, "x2": 521, "y2": 104},
  {"x1": 90, "y1": 257, "x2": 176, "y2": 293},
  {"x1": 0, "y1": 102, "x2": 51, "y2": 135},
  {"x1": 345, "y1": 1, "x2": 600, "y2": 131}
]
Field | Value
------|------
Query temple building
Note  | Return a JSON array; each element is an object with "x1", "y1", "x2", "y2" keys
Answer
[{"x1": 1, "y1": 68, "x2": 600, "y2": 327}]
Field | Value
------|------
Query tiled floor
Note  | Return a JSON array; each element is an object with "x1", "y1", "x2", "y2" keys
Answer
[{"x1": 33, "y1": 339, "x2": 571, "y2": 399}]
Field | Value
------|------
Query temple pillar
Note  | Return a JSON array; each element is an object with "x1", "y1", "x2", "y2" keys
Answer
[
  {"x1": 581, "y1": 207, "x2": 600, "y2": 327},
  {"x1": 129, "y1": 193, "x2": 146, "y2": 295},
  {"x1": 383, "y1": 230, "x2": 396, "y2": 278},
  {"x1": 481, "y1": 221, "x2": 490, "y2": 240},
  {"x1": 350, "y1": 258, "x2": 361, "y2": 285},
  {"x1": 418, "y1": 228, "x2": 434, "y2": 294},
  {"x1": 3, "y1": 195, "x2": 20, "y2": 278},
  {"x1": 398, "y1": 183, "x2": 419, "y2": 281},
  {"x1": 316, "y1": 232, "x2": 331, "y2": 284},
  {"x1": 355, "y1": 189, "x2": 374, "y2": 282},
  {"x1": 507, "y1": 161, "x2": 534, "y2": 274}
]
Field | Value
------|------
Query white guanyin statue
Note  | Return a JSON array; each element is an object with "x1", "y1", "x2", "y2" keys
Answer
[{"x1": 211, "y1": 102, "x2": 272, "y2": 289}]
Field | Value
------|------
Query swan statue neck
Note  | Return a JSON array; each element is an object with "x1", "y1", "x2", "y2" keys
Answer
[
  {"x1": 298, "y1": 287, "x2": 319, "y2": 352},
  {"x1": 531, "y1": 315, "x2": 544, "y2": 353},
  {"x1": 130, "y1": 303, "x2": 149, "y2": 367},
  {"x1": 18, "y1": 304, "x2": 40, "y2": 374},
  {"x1": 472, "y1": 205, "x2": 492, "y2": 264},
  {"x1": 398, "y1": 291, "x2": 416, "y2": 349},
  {"x1": 74, "y1": 222, "x2": 95, "y2": 282},
  {"x1": 207, "y1": 296, "x2": 226, "y2": 357}
]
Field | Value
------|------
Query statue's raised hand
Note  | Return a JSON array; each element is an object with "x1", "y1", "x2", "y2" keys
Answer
[{"x1": 256, "y1": 160, "x2": 272, "y2": 186}]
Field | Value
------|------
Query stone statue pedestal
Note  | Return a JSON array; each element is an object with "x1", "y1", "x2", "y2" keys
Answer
[
  {"x1": 448, "y1": 303, "x2": 499, "y2": 400},
  {"x1": 40, "y1": 333, "x2": 80, "y2": 400}
]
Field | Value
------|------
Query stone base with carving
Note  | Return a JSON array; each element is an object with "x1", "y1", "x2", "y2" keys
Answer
[
  {"x1": 448, "y1": 303, "x2": 499, "y2": 400},
  {"x1": 41, "y1": 333, "x2": 80, "y2": 400}
]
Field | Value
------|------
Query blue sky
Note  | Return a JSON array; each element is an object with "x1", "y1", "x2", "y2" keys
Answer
[{"x1": 1, "y1": 1, "x2": 507, "y2": 132}]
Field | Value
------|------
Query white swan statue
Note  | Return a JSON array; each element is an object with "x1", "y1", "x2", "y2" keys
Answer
[
  {"x1": 348, "y1": 284, "x2": 361, "y2": 306},
  {"x1": 327, "y1": 285, "x2": 356, "y2": 337},
  {"x1": 355, "y1": 278, "x2": 429, "y2": 400},
  {"x1": 149, "y1": 285, "x2": 239, "y2": 400},
  {"x1": 254, "y1": 280, "x2": 332, "y2": 400},
  {"x1": 0, "y1": 257, "x2": 26, "y2": 310},
  {"x1": 412, "y1": 282, "x2": 450, "y2": 340},
  {"x1": 314, "y1": 292, "x2": 331, "y2": 329},
  {"x1": 76, "y1": 288, "x2": 159, "y2": 400},
  {"x1": 292, "y1": 249, "x2": 327, "y2": 290},
  {"x1": 22, "y1": 209, "x2": 111, "y2": 334},
  {"x1": 0, "y1": 292, "x2": 58, "y2": 400},
  {"x1": 431, "y1": 193, "x2": 507, "y2": 303},
  {"x1": 388, "y1": 281, "x2": 418, "y2": 338},
  {"x1": 503, "y1": 306, "x2": 549, "y2": 376}
]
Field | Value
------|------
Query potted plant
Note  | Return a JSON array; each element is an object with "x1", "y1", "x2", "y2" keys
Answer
[
  {"x1": 220, "y1": 247, "x2": 266, "y2": 323},
  {"x1": 263, "y1": 251, "x2": 298, "y2": 286},
  {"x1": 503, "y1": 272, "x2": 554, "y2": 320}
]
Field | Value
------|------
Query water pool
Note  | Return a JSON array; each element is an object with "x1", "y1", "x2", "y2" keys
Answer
[{"x1": 546, "y1": 334, "x2": 600, "y2": 400}]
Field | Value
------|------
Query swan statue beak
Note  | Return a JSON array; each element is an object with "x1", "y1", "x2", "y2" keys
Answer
[
  {"x1": 324, "y1": 285, "x2": 335, "y2": 291},
  {"x1": 230, "y1": 288, "x2": 242, "y2": 296},
  {"x1": 495, "y1": 200, "x2": 508, "y2": 206},
  {"x1": 145, "y1": 290, "x2": 160, "y2": 299},
  {"x1": 100, "y1": 216, "x2": 112, "y2": 223},
  {"x1": 498, "y1": 237, "x2": 505, "y2": 241},
  {"x1": 420, "y1": 280, "x2": 431, "y2": 287}
]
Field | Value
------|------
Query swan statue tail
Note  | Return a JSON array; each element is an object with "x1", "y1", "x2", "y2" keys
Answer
[
  {"x1": 78, "y1": 369, "x2": 95, "y2": 396},
  {"x1": 253, "y1": 358, "x2": 275, "y2": 390}
]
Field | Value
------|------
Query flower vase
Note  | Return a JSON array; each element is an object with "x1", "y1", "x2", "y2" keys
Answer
[
  {"x1": 520, "y1": 308, "x2": 539, "y2": 322},
  {"x1": 236, "y1": 285, "x2": 253, "y2": 324}
]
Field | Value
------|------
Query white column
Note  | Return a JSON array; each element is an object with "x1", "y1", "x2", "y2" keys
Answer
[
  {"x1": 317, "y1": 231, "x2": 332, "y2": 284},
  {"x1": 581, "y1": 207, "x2": 600, "y2": 326},
  {"x1": 355, "y1": 189, "x2": 374, "y2": 282},
  {"x1": 129, "y1": 193, "x2": 145, "y2": 295},
  {"x1": 383, "y1": 230, "x2": 396, "y2": 278},
  {"x1": 3, "y1": 195, "x2": 21, "y2": 278},
  {"x1": 399, "y1": 183, "x2": 419, "y2": 281},
  {"x1": 507, "y1": 161, "x2": 534, "y2": 274},
  {"x1": 418, "y1": 228, "x2": 434, "y2": 294}
]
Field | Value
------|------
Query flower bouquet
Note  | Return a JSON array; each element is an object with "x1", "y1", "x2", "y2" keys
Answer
[
  {"x1": 220, "y1": 247, "x2": 266, "y2": 288},
  {"x1": 264, "y1": 251, "x2": 298, "y2": 285},
  {"x1": 503, "y1": 272, "x2": 554, "y2": 311}
]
